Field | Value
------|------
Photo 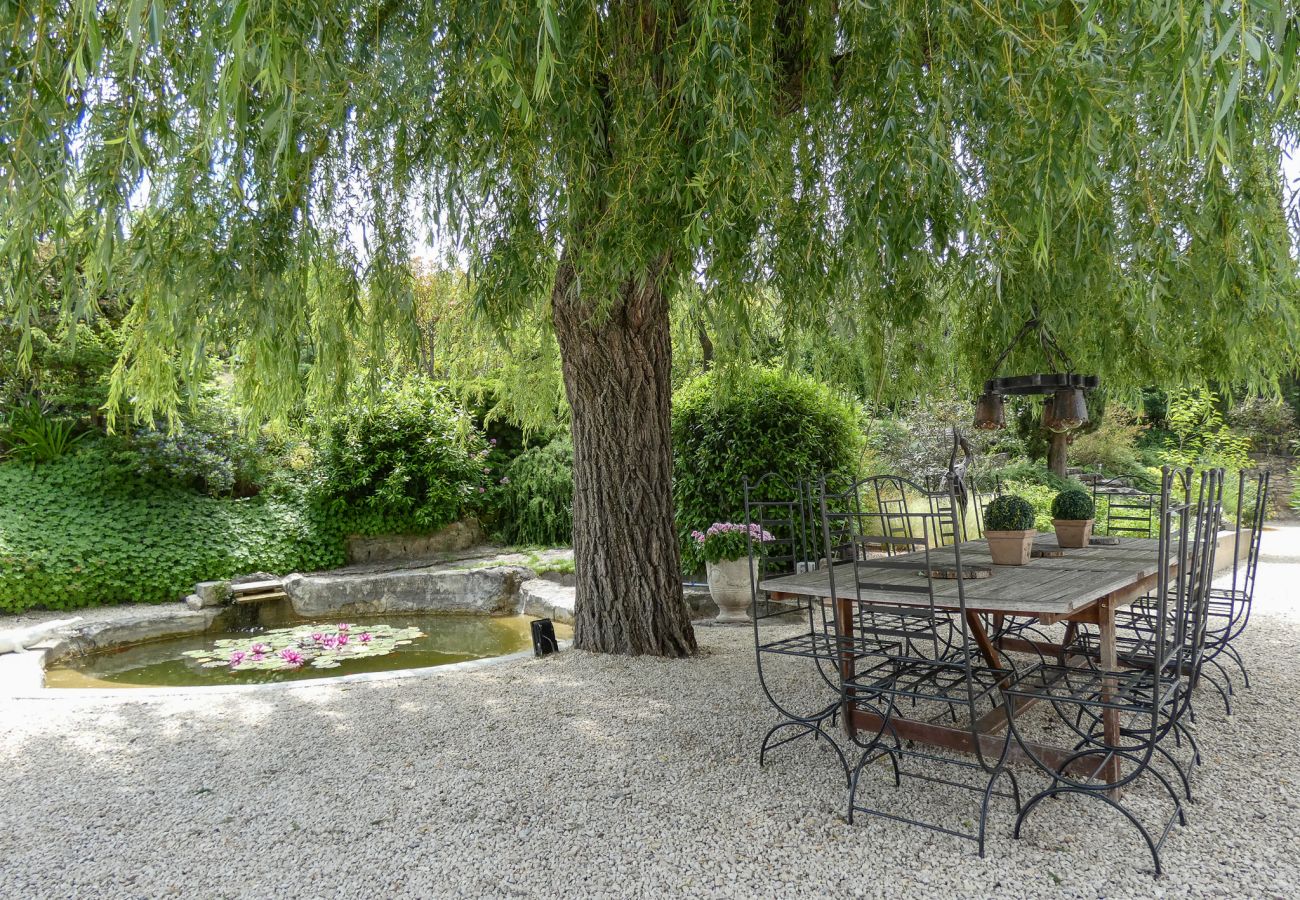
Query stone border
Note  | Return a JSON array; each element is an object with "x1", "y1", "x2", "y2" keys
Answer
[{"x1": 0, "y1": 639, "x2": 573, "y2": 702}]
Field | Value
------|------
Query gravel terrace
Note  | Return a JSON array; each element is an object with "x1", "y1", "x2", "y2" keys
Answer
[{"x1": 2, "y1": 530, "x2": 1300, "y2": 899}]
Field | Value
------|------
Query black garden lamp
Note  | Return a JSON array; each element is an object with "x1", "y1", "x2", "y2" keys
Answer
[
  {"x1": 972, "y1": 308, "x2": 1097, "y2": 435},
  {"x1": 1043, "y1": 387, "x2": 1089, "y2": 433},
  {"x1": 973, "y1": 390, "x2": 1006, "y2": 431}
]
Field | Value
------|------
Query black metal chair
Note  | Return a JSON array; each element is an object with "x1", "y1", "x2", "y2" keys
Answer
[
  {"x1": 1200, "y1": 469, "x2": 1269, "y2": 703},
  {"x1": 1092, "y1": 472, "x2": 1162, "y2": 538},
  {"x1": 1005, "y1": 467, "x2": 1222, "y2": 877},
  {"x1": 1111, "y1": 469, "x2": 1265, "y2": 716},
  {"x1": 820, "y1": 475, "x2": 1021, "y2": 856},
  {"x1": 744, "y1": 474, "x2": 850, "y2": 783}
]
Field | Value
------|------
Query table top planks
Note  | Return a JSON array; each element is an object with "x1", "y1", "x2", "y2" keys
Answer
[{"x1": 758, "y1": 534, "x2": 1164, "y2": 617}]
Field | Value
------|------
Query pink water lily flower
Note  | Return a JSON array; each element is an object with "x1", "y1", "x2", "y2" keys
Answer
[
  {"x1": 310, "y1": 632, "x2": 324, "y2": 643},
  {"x1": 250, "y1": 643, "x2": 269, "y2": 655},
  {"x1": 358, "y1": 632, "x2": 372, "y2": 644},
  {"x1": 279, "y1": 648, "x2": 304, "y2": 666},
  {"x1": 336, "y1": 633, "x2": 349, "y2": 647},
  {"x1": 336, "y1": 623, "x2": 350, "y2": 632},
  {"x1": 229, "y1": 651, "x2": 246, "y2": 666}
]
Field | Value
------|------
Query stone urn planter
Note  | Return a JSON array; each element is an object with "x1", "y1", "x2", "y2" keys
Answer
[
  {"x1": 706, "y1": 558, "x2": 756, "y2": 624},
  {"x1": 985, "y1": 530, "x2": 1036, "y2": 566},
  {"x1": 1050, "y1": 488, "x2": 1097, "y2": 550},
  {"x1": 1052, "y1": 518, "x2": 1095, "y2": 549},
  {"x1": 984, "y1": 494, "x2": 1038, "y2": 566}
]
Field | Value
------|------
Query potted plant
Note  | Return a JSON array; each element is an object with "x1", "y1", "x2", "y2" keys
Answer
[
  {"x1": 984, "y1": 495, "x2": 1037, "y2": 566},
  {"x1": 1051, "y1": 488, "x2": 1096, "y2": 548},
  {"x1": 691, "y1": 523, "x2": 773, "y2": 623}
]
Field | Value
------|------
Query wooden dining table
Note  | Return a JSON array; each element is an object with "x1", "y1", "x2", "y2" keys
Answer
[{"x1": 758, "y1": 534, "x2": 1167, "y2": 771}]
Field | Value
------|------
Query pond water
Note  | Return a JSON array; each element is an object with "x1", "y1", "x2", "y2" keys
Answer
[{"x1": 45, "y1": 614, "x2": 571, "y2": 689}]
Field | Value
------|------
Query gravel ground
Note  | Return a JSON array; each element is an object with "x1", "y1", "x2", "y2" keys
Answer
[{"x1": 3, "y1": 531, "x2": 1300, "y2": 898}]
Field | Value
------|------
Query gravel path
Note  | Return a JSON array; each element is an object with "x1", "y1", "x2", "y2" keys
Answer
[{"x1": 3, "y1": 532, "x2": 1300, "y2": 898}]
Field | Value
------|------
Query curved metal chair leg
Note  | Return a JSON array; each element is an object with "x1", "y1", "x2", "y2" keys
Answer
[
  {"x1": 1222, "y1": 642, "x2": 1250, "y2": 688},
  {"x1": 759, "y1": 718, "x2": 851, "y2": 787},
  {"x1": 1016, "y1": 784, "x2": 1167, "y2": 877},
  {"x1": 847, "y1": 745, "x2": 900, "y2": 825},
  {"x1": 1150, "y1": 741, "x2": 1193, "y2": 801},
  {"x1": 976, "y1": 768, "x2": 1020, "y2": 858},
  {"x1": 1197, "y1": 665, "x2": 1233, "y2": 716}
]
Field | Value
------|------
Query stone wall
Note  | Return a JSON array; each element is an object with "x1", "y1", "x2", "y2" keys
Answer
[
  {"x1": 344, "y1": 519, "x2": 486, "y2": 565},
  {"x1": 283, "y1": 564, "x2": 532, "y2": 618}
]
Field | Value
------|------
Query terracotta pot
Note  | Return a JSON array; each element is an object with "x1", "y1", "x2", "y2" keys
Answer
[
  {"x1": 1052, "y1": 518, "x2": 1095, "y2": 549},
  {"x1": 706, "y1": 557, "x2": 756, "y2": 623},
  {"x1": 985, "y1": 529, "x2": 1035, "y2": 566}
]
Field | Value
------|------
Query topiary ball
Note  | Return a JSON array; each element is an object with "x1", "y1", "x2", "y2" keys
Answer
[
  {"x1": 1051, "y1": 488, "x2": 1095, "y2": 521},
  {"x1": 985, "y1": 495, "x2": 1036, "y2": 532}
]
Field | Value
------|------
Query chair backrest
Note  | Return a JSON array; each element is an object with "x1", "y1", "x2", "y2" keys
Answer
[
  {"x1": 1152, "y1": 467, "x2": 1223, "y2": 693},
  {"x1": 1094, "y1": 471, "x2": 1161, "y2": 537},
  {"x1": 1226, "y1": 469, "x2": 1270, "y2": 599},
  {"x1": 741, "y1": 473, "x2": 816, "y2": 580},
  {"x1": 817, "y1": 475, "x2": 984, "y2": 682}
]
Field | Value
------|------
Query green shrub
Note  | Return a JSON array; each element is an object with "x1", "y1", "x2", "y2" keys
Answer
[
  {"x1": 310, "y1": 378, "x2": 489, "y2": 535},
  {"x1": 985, "y1": 495, "x2": 1036, "y2": 531},
  {"x1": 1159, "y1": 387, "x2": 1252, "y2": 471},
  {"x1": 490, "y1": 436, "x2": 574, "y2": 546},
  {"x1": 1051, "y1": 489, "x2": 1095, "y2": 521},
  {"x1": 1226, "y1": 397, "x2": 1298, "y2": 455},
  {"x1": 104, "y1": 393, "x2": 281, "y2": 498},
  {"x1": 2, "y1": 400, "x2": 85, "y2": 466},
  {"x1": 0, "y1": 450, "x2": 345, "y2": 613},
  {"x1": 672, "y1": 367, "x2": 859, "y2": 571},
  {"x1": 1068, "y1": 404, "x2": 1146, "y2": 475}
]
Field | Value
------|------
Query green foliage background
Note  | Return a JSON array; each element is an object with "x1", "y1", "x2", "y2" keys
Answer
[
  {"x1": 672, "y1": 368, "x2": 859, "y2": 571},
  {"x1": 488, "y1": 437, "x2": 574, "y2": 547},
  {"x1": 309, "y1": 379, "x2": 489, "y2": 536},
  {"x1": 0, "y1": 451, "x2": 345, "y2": 614}
]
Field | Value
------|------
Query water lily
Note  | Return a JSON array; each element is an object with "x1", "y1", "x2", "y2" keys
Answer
[
  {"x1": 279, "y1": 648, "x2": 304, "y2": 667},
  {"x1": 229, "y1": 651, "x2": 246, "y2": 666},
  {"x1": 310, "y1": 632, "x2": 324, "y2": 643},
  {"x1": 358, "y1": 632, "x2": 372, "y2": 643},
  {"x1": 336, "y1": 633, "x2": 349, "y2": 647},
  {"x1": 250, "y1": 643, "x2": 269, "y2": 655},
  {"x1": 336, "y1": 623, "x2": 350, "y2": 632}
]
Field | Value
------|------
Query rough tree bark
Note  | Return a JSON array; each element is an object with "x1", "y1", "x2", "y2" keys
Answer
[
  {"x1": 1047, "y1": 431, "x2": 1070, "y2": 479},
  {"x1": 551, "y1": 254, "x2": 698, "y2": 657}
]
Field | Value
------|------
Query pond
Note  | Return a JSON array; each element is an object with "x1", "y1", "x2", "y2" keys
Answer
[{"x1": 45, "y1": 614, "x2": 571, "y2": 689}]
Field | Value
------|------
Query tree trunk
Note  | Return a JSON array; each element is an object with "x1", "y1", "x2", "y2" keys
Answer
[
  {"x1": 1047, "y1": 431, "x2": 1070, "y2": 479},
  {"x1": 551, "y1": 255, "x2": 697, "y2": 657}
]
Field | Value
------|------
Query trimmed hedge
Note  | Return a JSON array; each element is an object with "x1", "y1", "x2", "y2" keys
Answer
[
  {"x1": 672, "y1": 368, "x2": 859, "y2": 571},
  {"x1": 985, "y1": 494, "x2": 1036, "y2": 531},
  {"x1": 0, "y1": 450, "x2": 346, "y2": 613}
]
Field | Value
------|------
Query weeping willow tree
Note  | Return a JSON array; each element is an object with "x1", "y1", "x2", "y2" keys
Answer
[{"x1": 5, "y1": 2, "x2": 1299, "y2": 655}]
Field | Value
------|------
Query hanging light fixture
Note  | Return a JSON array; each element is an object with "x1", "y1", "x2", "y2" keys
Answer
[
  {"x1": 972, "y1": 390, "x2": 1006, "y2": 430},
  {"x1": 1043, "y1": 388, "x2": 1088, "y2": 433},
  {"x1": 973, "y1": 307, "x2": 1098, "y2": 441}
]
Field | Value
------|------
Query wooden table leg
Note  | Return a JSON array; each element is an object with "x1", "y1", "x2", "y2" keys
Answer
[
  {"x1": 1097, "y1": 594, "x2": 1122, "y2": 792},
  {"x1": 836, "y1": 596, "x2": 856, "y2": 738},
  {"x1": 965, "y1": 609, "x2": 1005, "y2": 672}
]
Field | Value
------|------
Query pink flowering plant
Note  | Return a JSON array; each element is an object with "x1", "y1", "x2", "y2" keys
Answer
[
  {"x1": 690, "y1": 522, "x2": 775, "y2": 564},
  {"x1": 183, "y1": 622, "x2": 423, "y2": 674}
]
